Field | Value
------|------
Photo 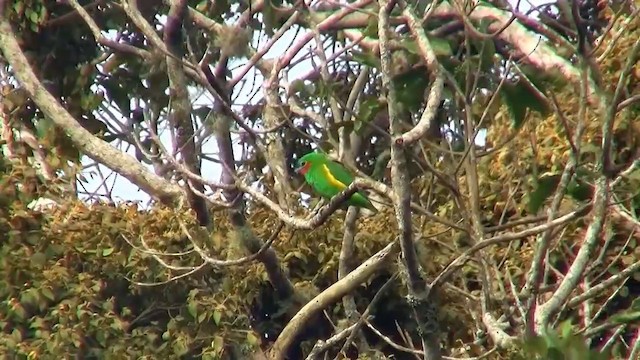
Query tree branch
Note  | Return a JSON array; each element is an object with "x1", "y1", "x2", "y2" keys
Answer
[
  {"x1": 163, "y1": 0, "x2": 209, "y2": 226},
  {"x1": 534, "y1": 175, "x2": 609, "y2": 331},
  {"x1": 66, "y1": 0, "x2": 152, "y2": 60},
  {"x1": 380, "y1": 1, "x2": 441, "y2": 359},
  {"x1": 268, "y1": 241, "x2": 399, "y2": 360},
  {"x1": 214, "y1": 108, "x2": 295, "y2": 299},
  {"x1": 0, "y1": 17, "x2": 184, "y2": 204}
]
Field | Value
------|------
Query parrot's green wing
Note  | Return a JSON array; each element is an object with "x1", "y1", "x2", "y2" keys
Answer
[
  {"x1": 324, "y1": 160, "x2": 355, "y2": 186},
  {"x1": 323, "y1": 160, "x2": 377, "y2": 212}
]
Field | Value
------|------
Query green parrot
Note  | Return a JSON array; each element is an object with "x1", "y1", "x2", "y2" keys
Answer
[{"x1": 295, "y1": 152, "x2": 378, "y2": 213}]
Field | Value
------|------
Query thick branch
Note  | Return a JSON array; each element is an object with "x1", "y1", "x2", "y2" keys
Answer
[
  {"x1": 457, "y1": 3, "x2": 600, "y2": 105},
  {"x1": 268, "y1": 241, "x2": 399, "y2": 360},
  {"x1": 214, "y1": 109, "x2": 295, "y2": 299},
  {"x1": 534, "y1": 177, "x2": 609, "y2": 330},
  {"x1": 380, "y1": 1, "x2": 441, "y2": 359},
  {"x1": 0, "y1": 18, "x2": 184, "y2": 204},
  {"x1": 164, "y1": 0, "x2": 209, "y2": 226}
]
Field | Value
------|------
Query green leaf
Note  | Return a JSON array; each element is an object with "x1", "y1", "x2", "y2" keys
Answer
[
  {"x1": 30, "y1": 252, "x2": 47, "y2": 268},
  {"x1": 528, "y1": 173, "x2": 561, "y2": 213},
  {"x1": 12, "y1": 304, "x2": 26, "y2": 320},
  {"x1": 402, "y1": 40, "x2": 420, "y2": 55},
  {"x1": 96, "y1": 330, "x2": 107, "y2": 347},
  {"x1": 11, "y1": 328, "x2": 22, "y2": 342},
  {"x1": 476, "y1": 19, "x2": 497, "y2": 71},
  {"x1": 566, "y1": 178, "x2": 591, "y2": 201},
  {"x1": 39, "y1": 4, "x2": 47, "y2": 21},
  {"x1": 198, "y1": 312, "x2": 207, "y2": 323},
  {"x1": 80, "y1": 93, "x2": 104, "y2": 112},
  {"x1": 263, "y1": 0, "x2": 281, "y2": 36},
  {"x1": 362, "y1": 17, "x2": 379, "y2": 38},
  {"x1": 393, "y1": 67, "x2": 430, "y2": 112},
  {"x1": 13, "y1": 2, "x2": 24, "y2": 16},
  {"x1": 246, "y1": 331, "x2": 260, "y2": 346},
  {"x1": 499, "y1": 78, "x2": 551, "y2": 129},
  {"x1": 558, "y1": 319, "x2": 573, "y2": 339},
  {"x1": 40, "y1": 287, "x2": 55, "y2": 301},
  {"x1": 213, "y1": 310, "x2": 222, "y2": 325},
  {"x1": 352, "y1": 51, "x2": 381, "y2": 68},
  {"x1": 212, "y1": 335, "x2": 224, "y2": 352},
  {"x1": 428, "y1": 37, "x2": 453, "y2": 57},
  {"x1": 102, "y1": 79, "x2": 131, "y2": 117},
  {"x1": 187, "y1": 301, "x2": 197, "y2": 318},
  {"x1": 102, "y1": 247, "x2": 115, "y2": 256},
  {"x1": 173, "y1": 337, "x2": 189, "y2": 356},
  {"x1": 355, "y1": 97, "x2": 385, "y2": 133},
  {"x1": 36, "y1": 116, "x2": 55, "y2": 140}
]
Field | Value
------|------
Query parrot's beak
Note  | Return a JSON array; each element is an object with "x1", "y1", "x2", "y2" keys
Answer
[{"x1": 294, "y1": 165, "x2": 303, "y2": 174}]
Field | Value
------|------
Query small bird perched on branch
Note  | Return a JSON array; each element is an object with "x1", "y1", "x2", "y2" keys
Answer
[{"x1": 295, "y1": 152, "x2": 378, "y2": 213}]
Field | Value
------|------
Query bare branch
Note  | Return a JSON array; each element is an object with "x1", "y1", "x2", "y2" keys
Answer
[
  {"x1": 269, "y1": 241, "x2": 399, "y2": 360},
  {"x1": 162, "y1": 0, "x2": 209, "y2": 225},
  {"x1": 535, "y1": 179, "x2": 609, "y2": 330},
  {"x1": 214, "y1": 109, "x2": 296, "y2": 298},
  {"x1": 275, "y1": 0, "x2": 375, "y2": 72},
  {"x1": 339, "y1": 207, "x2": 361, "y2": 318},
  {"x1": 432, "y1": 205, "x2": 590, "y2": 289},
  {"x1": 381, "y1": 1, "x2": 442, "y2": 359},
  {"x1": 602, "y1": 36, "x2": 640, "y2": 175},
  {"x1": 568, "y1": 259, "x2": 640, "y2": 308},
  {"x1": 66, "y1": 0, "x2": 152, "y2": 59},
  {"x1": 397, "y1": 73, "x2": 444, "y2": 146},
  {"x1": 522, "y1": 68, "x2": 588, "y2": 333}
]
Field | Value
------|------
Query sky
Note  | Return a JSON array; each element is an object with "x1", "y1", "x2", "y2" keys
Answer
[{"x1": 76, "y1": 0, "x2": 545, "y2": 205}]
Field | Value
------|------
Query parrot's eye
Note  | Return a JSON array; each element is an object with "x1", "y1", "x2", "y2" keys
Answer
[{"x1": 299, "y1": 161, "x2": 307, "y2": 167}]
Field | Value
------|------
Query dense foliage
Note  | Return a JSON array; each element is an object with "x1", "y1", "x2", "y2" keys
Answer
[{"x1": 1, "y1": 0, "x2": 640, "y2": 359}]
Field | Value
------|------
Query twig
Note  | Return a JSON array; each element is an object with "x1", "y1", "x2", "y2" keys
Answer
[
  {"x1": 335, "y1": 274, "x2": 398, "y2": 359},
  {"x1": 228, "y1": 11, "x2": 302, "y2": 88},
  {"x1": 275, "y1": 0, "x2": 375, "y2": 72},
  {"x1": 568, "y1": 259, "x2": 640, "y2": 308},
  {"x1": 628, "y1": 327, "x2": 640, "y2": 360},
  {"x1": 66, "y1": 0, "x2": 152, "y2": 60},
  {"x1": 432, "y1": 205, "x2": 590, "y2": 289},
  {"x1": 338, "y1": 207, "x2": 361, "y2": 323},
  {"x1": 305, "y1": 322, "x2": 363, "y2": 360}
]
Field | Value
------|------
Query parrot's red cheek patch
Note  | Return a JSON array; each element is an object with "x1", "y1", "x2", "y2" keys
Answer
[{"x1": 297, "y1": 162, "x2": 311, "y2": 175}]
